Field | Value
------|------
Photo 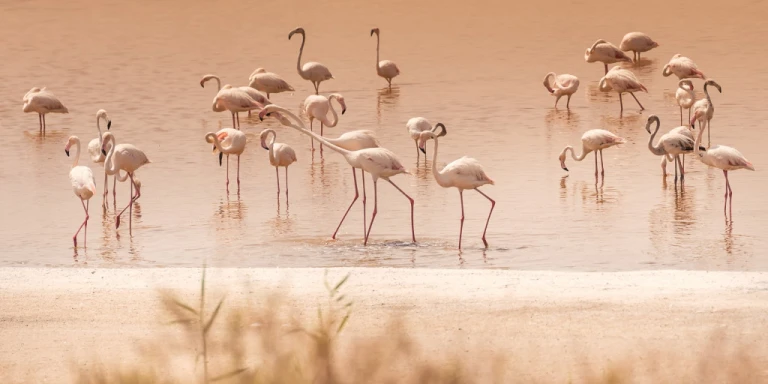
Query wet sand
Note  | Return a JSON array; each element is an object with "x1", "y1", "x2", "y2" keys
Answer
[{"x1": 2, "y1": 267, "x2": 768, "y2": 382}]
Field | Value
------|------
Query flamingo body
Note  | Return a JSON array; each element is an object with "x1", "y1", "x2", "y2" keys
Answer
[
  {"x1": 559, "y1": 129, "x2": 626, "y2": 176},
  {"x1": 662, "y1": 54, "x2": 705, "y2": 79},
  {"x1": 248, "y1": 68, "x2": 294, "y2": 98},
  {"x1": 289, "y1": 27, "x2": 333, "y2": 94},
  {"x1": 102, "y1": 132, "x2": 150, "y2": 230},
  {"x1": 303, "y1": 94, "x2": 346, "y2": 149},
  {"x1": 584, "y1": 39, "x2": 632, "y2": 73},
  {"x1": 65, "y1": 136, "x2": 97, "y2": 247},
  {"x1": 543, "y1": 72, "x2": 579, "y2": 108},
  {"x1": 205, "y1": 128, "x2": 246, "y2": 194},
  {"x1": 22, "y1": 88, "x2": 68, "y2": 134},
  {"x1": 690, "y1": 79, "x2": 722, "y2": 147},
  {"x1": 371, "y1": 28, "x2": 400, "y2": 87},
  {"x1": 599, "y1": 67, "x2": 647, "y2": 111},
  {"x1": 619, "y1": 32, "x2": 659, "y2": 60}
]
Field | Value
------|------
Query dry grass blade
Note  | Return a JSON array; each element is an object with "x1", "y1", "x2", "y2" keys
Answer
[
  {"x1": 210, "y1": 367, "x2": 248, "y2": 382},
  {"x1": 332, "y1": 274, "x2": 350, "y2": 293},
  {"x1": 203, "y1": 297, "x2": 224, "y2": 335},
  {"x1": 171, "y1": 299, "x2": 199, "y2": 316}
]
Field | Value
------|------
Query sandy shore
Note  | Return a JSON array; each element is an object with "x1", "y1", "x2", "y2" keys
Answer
[{"x1": 2, "y1": 267, "x2": 768, "y2": 382}]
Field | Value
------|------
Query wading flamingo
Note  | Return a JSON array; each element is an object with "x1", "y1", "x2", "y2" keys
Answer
[
  {"x1": 543, "y1": 72, "x2": 580, "y2": 108},
  {"x1": 289, "y1": 27, "x2": 333, "y2": 94},
  {"x1": 303, "y1": 94, "x2": 346, "y2": 150},
  {"x1": 260, "y1": 106, "x2": 381, "y2": 239},
  {"x1": 693, "y1": 120, "x2": 754, "y2": 220},
  {"x1": 690, "y1": 79, "x2": 722, "y2": 148},
  {"x1": 205, "y1": 128, "x2": 246, "y2": 195},
  {"x1": 22, "y1": 87, "x2": 68, "y2": 134},
  {"x1": 675, "y1": 80, "x2": 696, "y2": 125},
  {"x1": 260, "y1": 105, "x2": 414, "y2": 245},
  {"x1": 660, "y1": 125, "x2": 696, "y2": 177},
  {"x1": 558, "y1": 129, "x2": 626, "y2": 177},
  {"x1": 260, "y1": 129, "x2": 297, "y2": 199},
  {"x1": 248, "y1": 68, "x2": 294, "y2": 99},
  {"x1": 86, "y1": 109, "x2": 113, "y2": 208},
  {"x1": 201, "y1": 74, "x2": 267, "y2": 121},
  {"x1": 65, "y1": 136, "x2": 96, "y2": 247},
  {"x1": 645, "y1": 115, "x2": 696, "y2": 184},
  {"x1": 101, "y1": 133, "x2": 151, "y2": 231},
  {"x1": 584, "y1": 39, "x2": 632, "y2": 74},
  {"x1": 418, "y1": 124, "x2": 495, "y2": 249},
  {"x1": 619, "y1": 32, "x2": 659, "y2": 61},
  {"x1": 407, "y1": 117, "x2": 433, "y2": 158},
  {"x1": 662, "y1": 54, "x2": 706, "y2": 80},
  {"x1": 370, "y1": 28, "x2": 400, "y2": 89},
  {"x1": 599, "y1": 67, "x2": 647, "y2": 112}
]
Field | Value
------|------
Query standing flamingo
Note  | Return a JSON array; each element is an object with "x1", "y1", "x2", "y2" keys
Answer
[
  {"x1": 260, "y1": 106, "x2": 380, "y2": 239},
  {"x1": 65, "y1": 136, "x2": 97, "y2": 247},
  {"x1": 599, "y1": 67, "x2": 647, "y2": 112},
  {"x1": 303, "y1": 94, "x2": 346, "y2": 150},
  {"x1": 558, "y1": 129, "x2": 626, "y2": 177},
  {"x1": 645, "y1": 115, "x2": 696, "y2": 184},
  {"x1": 370, "y1": 28, "x2": 400, "y2": 89},
  {"x1": 86, "y1": 110, "x2": 113, "y2": 208},
  {"x1": 260, "y1": 105, "x2": 414, "y2": 245},
  {"x1": 260, "y1": 129, "x2": 297, "y2": 199},
  {"x1": 205, "y1": 128, "x2": 247, "y2": 194},
  {"x1": 662, "y1": 54, "x2": 706, "y2": 79},
  {"x1": 675, "y1": 80, "x2": 696, "y2": 125},
  {"x1": 101, "y1": 133, "x2": 151, "y2": 231},
  {"x1": 659, "y1": 125, "x2": 696, "y2": 177},
  {"x1": 543, "y1": 72, "x2": 580, "y2": 108},
  {"x1": 248, "y1": 68, "x2": 295, "y2": 99},
  {"x1": 690, "y1": 79, "x2": 722, "y2": 148},
  {"x1": 693, "y1": 121, "x2": 754, "y2": 219},
  {"x1": 418, "y1": 124, "x2": 495, "y2": 249},
  {"x1": 619, "y1": 32, "x2": 659, "y2": 61},
  {"x1": 407, "y1": 117, "x2": 433, "y2": 158},
  {"x1": 22, "y1": 87, "x2": 68, "y2": 134},
  {"x1": 584, "y1": 39, "x2": 632, "y2": 74},
  {"x1": 288, "y1": 27, "x2": 334, "y2": 94},
  {"x1": 201, "y1": 74, "x2": 267, "y2": 121}
]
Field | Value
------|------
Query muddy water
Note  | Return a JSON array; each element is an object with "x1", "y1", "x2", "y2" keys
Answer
[{"x1": 1, "y1": 0, "x2": 767, "y2": 269}]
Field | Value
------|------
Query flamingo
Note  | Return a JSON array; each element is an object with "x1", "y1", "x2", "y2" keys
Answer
[
  {"x1": 101, "y1": 133, "x2": 151, "y2": 231},
  {"x1": 690, "y1": 79, "x2": 722, "y2": 148},
  {"x1": 619, "y1": 32, "x2": 659, "y2": 61},
  {"x1": 201, "y1": 74, "x2": 266, "y2": 123},
  {"x1": 659, "y1": 125, "x2": 696, "y2": 177},
  {"x1": 248, "y1": 68, "x2": 295, "y2": 99},
  {"x1": 259, "y1": 105, "x2": 414, "y2": 245},
  {"x1": 599, "y1": 67, "x2": 647, "y2": 112},
  {"x1": 260, "y1": 105, "x2": 380, "y2": 239},
  {"x1": 85, "y1": 109, "x2": 113, "y2": 208},
  {"x1": 406, "y1": 117, "x2": 433, "y2": 158},
  {"x1": 584, "y1": 39, "x2": 632, "y2": 74},
  {"x1": 558, "y1": 129, "x2": 626, "y2": 177},
  {"x1": 22, "y1": 87, "x2": 68, "y2": 134},
  {"x1": 205, "y1": 128, "x2": 246, "y2": 195},
  {"x1": 675, "y1": 79, "x2": 696, "y2": 125},
  {"x1": 370, "y1": 28, "x2": 400, "y2": 89},
  {"x1": 543, "y1": 72, "x2": 580, "y2": 108},
  {"x1": 692, "y1": 120, "x2": 754, "y2": 219},
  {"x1": 288, "y1": 27, "x2": 334, "y2": 94},
  {"x1": 259, "y1": 129, "x2": 297, "y2": 199},
  {"x1": 418, "y1": 124, "x2": 495, "y2": 249},
  {"x1": 303, "y1": 94, "x2": 346, "y2": 150},
  {"x1": 65, "y1": 136, "x2": 97, "y2": 247},
  {"x1": 662, "y1": 54, "x2": 706, "y2": 79},
  {"x1": 645, "y1": 115, "x2": 697, "y2": 184}
]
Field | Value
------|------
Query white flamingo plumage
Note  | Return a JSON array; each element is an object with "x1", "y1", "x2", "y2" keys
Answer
[
  {"x1": 86, "y1": 110, "x2": 113, "y2": 208},
  {"x1": 659, "y1": 125, "x2": 696, "y2": 177},
  {"x1": 65, "y1": 136, "x2": 97, "y2": 247},
  {"x1": 619, "y1": 32, "x2": 659, "y2": 61},
  {"x1": 543, "y1": 72, "x2": 580, "y2": 108},
  {"x1": 260, "y1": 105, "x2": 414, "y2": 245},
  {"x1": 406, "y1": 117, "x2": 433, "y2": 158},
  {"x1": 248, "y1": 68, "x2": 295, "y2": 99},
  {"x1": 418, "y1": 124, "x2": 495, "y2": 249},
  {"x1": 690, "y1": 79, "x2": 722, "y2": 148},
  {"x1": 289, "y1": 27, "x2": 334, "y2": 95},
  {"x1": 675, "y1": 79, "x2": 696, "y2": 125},
  {"x1": 645, "y1": 115, "x2": 697, "y2": 184},
  {"x1": 205, "y1": 128, "x2": 247, "y2": 195},
  {"x1": 584, "y1": 39, "x2": 632, "y2": 74},
  {"x1": 101, "y1": 132, "x2": 151, "y2": 231},
  {"x1": 662, "y1": 54, "x2": 706, "y2": 80},
  {"x1": 22, "y1": 87, "x2": 68, "y2": 134},
  {"x1": 201, "y1": 74, "x2": 266, "y2": 126},
  {"x1": 260, "y1": 129, "x2": 297, "y2": 199},
  {"x1": 558, "y1": 129, "x2": 626, "y2": 177},
  {"x1": 599, "y1": 67, "x2": 647, "y2": 112},
  {"x1": 370, "y1": 28, "x2": 400, "y2": 89},
  {"x1": 303, "y1": 93, "x2": 346, "y2": 151},
  {"x1": 693, "y1": 121, "x2": 754, "y2": 220}
]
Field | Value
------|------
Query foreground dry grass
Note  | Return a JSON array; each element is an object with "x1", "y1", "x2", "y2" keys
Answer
[{"x1": 70, "y1": 270, "x2": 768, "y2": 384}]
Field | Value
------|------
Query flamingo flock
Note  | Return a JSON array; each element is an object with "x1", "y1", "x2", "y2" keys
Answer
[{"x1": 36, "y1": 26, "x2": 751, "y2": 249}]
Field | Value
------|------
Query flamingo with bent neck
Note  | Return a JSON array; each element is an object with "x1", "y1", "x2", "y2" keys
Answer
[
  {"x1": 86, "y1": 109, "x2": 113, "y2": 208},
  {"x1": 599, "y1": 67, "x2": 647, "y2": 112},
  {"x1": 22, "y1": 87, "x2": 69, "y2": 134},
  {"x1": 205, "y1": 128, "x2": 247, "y2": 195},
  {"x1": 303, "y1": 93, "x2": 346, "y2": 151},
  {"x1": 584, "y1": 39, "x2": 632, "y2": 74},
  {"x1": 201, "y1": 74, "x2": 267, "y2": 123},
  {"x1": 260, "y1": 105, "x2": 413, "y2": 245},
  {"x1": 101, "y1": 132, "x2": 151, "y2": 231},
  {"x1": 543, "y1": 72, "x2": 579, "y2": 108},
  {"x1": 558, "y1": 129, "x2": 626, "y2": 178},
  {"x1": 675, "y1": 80, "x2": 696, "y2": 125},
  {"x1": 690, "y1": 79, "x2": 722, "y2": 148},
  {"x1": 65, "y1": 136, "x2": 97, "y2": 247},
  {"x1": 370, "y1": 28, "x2": 400, "y2": 89},
  {"x1": 248, "y1": 68, "x2": 294, "y2": 99},
  {"x1": 418, "y1": 124, "x2": 495, "y2": 249},
  {"x1": 289, "y1": 27, "x2": 334, "y2": 94},
  {"x1": 259, "y1": 129, "x2": 297, "y2": 200},
  {"x1": 645, "y1": 115, "x2": 696, "y2": 185}
]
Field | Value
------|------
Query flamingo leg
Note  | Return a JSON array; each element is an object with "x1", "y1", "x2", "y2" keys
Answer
[
  {"x1": 594, "y1": 151, "x2": 598, "y2": 178},
  {"x1": 320, "y1": 122, "x2": 324, "y2": 153},
  {"x1": 364, "y1": 179, "x2": 378, "y2": 245},
  {"x1": 102, "y1": 172, "x2": 109, "y2": 209},
  {"x1": 723, "y1": 170, "x2": 729, "y2": 217},
  {"x1": 661, "y1": 156, "x2": 667, "y2": 177},
  {"x1": 475, "y1": 188, "x2": 495, "y2": 248},
  {"x1": 599, "y1": 150, "x2": 605, "y2": 176},
  {"x1": 313, "y1": 81, "x2": 319, "y2": 95},
  {"x1": 231, "y1": 113, "x2": 237, "y2": 129},
  {"x1": 225, "y1": 154, "x2": 230, "y2": 194},
  {"x1": 680, "y1": 106, "x2": 683, "y2": 125},
  {"x1": 309, "y1": 120, "x2": 315, "y2": 151},
  {"x1": 629, "y1": 92, "x2": 644, "y2": 110},
  {"x1": 566, "y1": 94, "x2": 572, "y2": 109},
  {"x1": 679, "y1": 155, "x2": 685, "y2": 182},
  {"x1": 73, "y1": 199, "x2": 90, "y2": 247},
  {"x1": 458, "y1": 190, "x2": 465, "y2": 250},
  {"x1": 673, "y1": 156, "x2": 679, "y2": 185},
  {"x1": 112, "y1": 175, "x2": 117, "y2": 208},
  {"x1": 236, "y1": 113, "x2": 241, "y2": 129},
  {"x1": 285, "y1": 166, "x2": 289, "y2": 199},
  {"x1": 386, "y1": 179, "x2": 416, "y2": 243},
  {"x1": 332, "y1": 167, "x2": 359, "y2": 240},
  {"x1": 236, "y1": 155, "x2": 241, "y2": 193},
  {"x1": 604, "y1": 63, "x2": 608, "y2": 74},
  {"x1": 707, "y1": 119, "x2": 712, "y2": 149},
  {"x1": 116, "y1": 173, "x2": 138, "y2": 230},
  {"x1": 554, "y1": 95, "x2": 561, "y2": 108},
  {"x1": 688, "y1": 109, "x2": 691, "y2": 124},
  {"x1": 84, "y1": 200, "x2": 89, "y2": 246},
  {"x1": 38, "y1": 114, "x2": 43, "y2": 134},
  {"x1": 362, "y1": 169, "x2": 367, "y2": 237},
  {"x1": 275, "y1": 166, "x2": 280, "y2": 194},
  {"x1": 43, "y1": 114, "x2": 47, "y2": 135},
  {"x1": 619, "y1": 93, "x2": 624, "y2": 112},
  {"x1": 414, "y1": 140, "x2": 419, "y2": 159}
]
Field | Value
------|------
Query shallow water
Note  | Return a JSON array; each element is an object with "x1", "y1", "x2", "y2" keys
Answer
[{"x1": 1, "y1": 0, "x2": 767, "y2": 270}]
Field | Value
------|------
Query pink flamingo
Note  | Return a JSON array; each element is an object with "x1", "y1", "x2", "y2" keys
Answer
[
  {"x1": 248, "y1": 68, "x2": 294, "y2": 99},
  {"x1": 690, "y1": 79, "x2": 722, "y2": 148},
  {"x1": 101, "y1": 133, "x2": 151, "y2": 231},
  {"x1": 22, "y1": 87, "x2": 68, "y2": 134},
  {"x1": 619, "y1": 32, "x2": 659, "y2": 61},
  {"x1": 599, "y1": 67, "x2": 647, "y2": 112},
  {"x1": 205, "y1": 128, "x2": 247, "y2": 195},
  {"x1": 543, "y1": 72, "x2": 580, "y2": 108},
  {"x1": 645, "y1": 115, "x2": 696, "y2": 184},
  {"x1": 201, "y1": 74, "x2": 266, "y2": 123},
  {"x1": 289, "y1": 27, "x2": 334, "y2": 94},
  {"x1": 303, "y1": 93, "x2": 346, "y2": 151},
  {"x1": 662, "y1": 54, "x2": 706, "y2": 80},
  {"x1": 675, "y1": 80, "x2": 696, "y2": 125},
  {"x1": 406, "y1": 117, "x2": 433, "y2": 158},
  {"x1": 65, "y1": 136, "x2": 97, "y2": 247},
  {"x1": 370, "y1": 28, "x2": 400, "y2": 89},
  {"x1": 584, "y1": 39, "x2": 632, "y2": 74},
  {"x1": 558, "y1": 129, "x2": 626, "y2": 177},
  {"x1": 259, "y1": 129, "x2": 297, "y2": 199}
]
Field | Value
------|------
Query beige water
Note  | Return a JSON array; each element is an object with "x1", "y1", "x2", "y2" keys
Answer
[{"x1": 1, "y1": 0, "x2": 767, "y2": 269}]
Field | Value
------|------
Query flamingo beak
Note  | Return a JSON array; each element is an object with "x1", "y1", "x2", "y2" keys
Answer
[
  {"x1": 419, "y1": 147, "x2": 426, "y2": 154},
  {"x1": 341, "y1": 108, "x2": 346, "y2": 115},
  {"x1": 560, "y1": 160, "x2": 568, "y2": 171},
  {"x1": 65, "y1": 149, "x2": 70, "y2": 156},
  {"x1": 107, "y1": 120, "x2": 112, "y2": 130},
  {"x1": 212, "y1": 145, "x2": 217, "y2": 153},
  {"x1": 219, "y1": 152, "x2": 223, "y2": 166},
  {"x1": 101, "y1": 149, "x2": 107, "y2": 156}
]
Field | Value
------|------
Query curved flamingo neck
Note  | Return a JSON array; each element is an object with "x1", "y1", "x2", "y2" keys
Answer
[
  {"x1": 704, "y1": 82, "x2": 714, "y2": 109},
  {"x1": 566, "y1": 146, "x2": 589, "y2": 161},
  {"x1": 295, "y1": 33, "x2": 306, "y2": 76},
  {"x1": 647, "y1": 120, "x2": 665, "y2": 156},
  {"x1": 264, "y1": 106, "x2": 352, "y2": 158},
  {"x1": 206, "y1": 132, "x2": 229, "y2": 153},
  {"x1": 693, "y1": 124, "x2": 705, "y2": 158},
  {"x1": 324, "y1": 96, "x2": 341, "y2": 127},
  {"x1": 543, "y1": 72, "x2": 556, "y2": 93},
  {"x1": 95, "y1": 116, "x2": 104, "y2": 161},
  {"x1": 375, "y1": 33, "x2": 380, "y2": 69},
  {"x1": 103, "y1": 135, "x2": 117, "y2": 175},
  {"x1": 71, "y1": 138, "x2": 81, "y2": 168},
  {"x1": 430, "y1": 137, "x2": 450, "y2": 187},
  {"x1": 203, "y1": 75, "x2": 222, "y2": 91}
]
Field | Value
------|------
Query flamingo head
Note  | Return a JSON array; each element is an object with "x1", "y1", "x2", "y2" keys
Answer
[
  {"x1": 558, "y1": 149, "x2": 569, "y2": 172},
  {"x1": 370, "y1": 28, "x2": 380, "y2": 36},
  {"x1": 417, "y1": 131, "x2": 433, "y2": 154},
  {"x1": 258, "y1": 107, "x2": 272, "y2": 121},
  {"x1": 219, "y1": 152, "x2": 223, "y2": 166},
  {"x1": 259, "y1": 129, "x2": 274, "y2": 150},
  {"x1": 288, "y1": 27, "x2": 305, "y2": 40},
  {"x1": 705, "y1": 79, "x2": 722, "y2": 94},
  {"x1": 64, "y1": 136, "x2": 76, "y2": 156}
]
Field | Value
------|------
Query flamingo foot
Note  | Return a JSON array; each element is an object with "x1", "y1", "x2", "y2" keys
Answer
[{"x1": 116, "y1": 216, "x2": 121, "y2": 229}]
